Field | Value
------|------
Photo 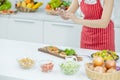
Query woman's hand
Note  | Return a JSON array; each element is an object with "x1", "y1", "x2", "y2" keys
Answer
[{"x1": 57, "y1": 9, "x2": 69, "y2": 20}]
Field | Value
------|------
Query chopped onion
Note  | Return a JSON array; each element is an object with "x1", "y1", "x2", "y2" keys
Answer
[{"x1": 116, "y1": 66, "x2": 120, "y2": 71}]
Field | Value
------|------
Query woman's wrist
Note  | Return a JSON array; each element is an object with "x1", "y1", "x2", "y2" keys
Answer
[{"x1": 72, "y1": 17, "x2": 82, "y2": 24}]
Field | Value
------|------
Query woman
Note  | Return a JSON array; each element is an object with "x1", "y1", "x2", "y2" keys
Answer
[{"x1": 58, "y1": 0, "x2": 115, "y2": 51}]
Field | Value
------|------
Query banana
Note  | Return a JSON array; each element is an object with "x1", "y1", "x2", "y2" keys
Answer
[
  {"x1": 21, "y1": 1, "x2": 26, "y2": 7},
  {"x1": 32, "y1": 2, "x2": 43, "y2": 10},
  {"x1": 26, "y1": 3, "x2": 34, "y2": 8}
]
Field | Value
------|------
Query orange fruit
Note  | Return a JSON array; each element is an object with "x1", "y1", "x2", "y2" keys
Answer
[
  {"x1": 25, "y1": 0, "x2": 33, "y2": 4},
  {"x1": 45, "y1": 4, "x2": 51, "y2": 10}
]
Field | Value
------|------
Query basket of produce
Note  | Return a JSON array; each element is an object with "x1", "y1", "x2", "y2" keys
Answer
[
  {"x1": 45, "y1": 0, "x2": 70, "y2": 15},
  {"x1": 85, "y1": 57, "x2": 120, "y2": 80},
  {"x1": 91, "y1": 50, "x2": 119, "y2": 61},
  {"x1": 15, "y1": 0, "x2": 43, "y2": 12},
  {"x1": 0, "y1": 0, "x2": 11, "y2": 11}
]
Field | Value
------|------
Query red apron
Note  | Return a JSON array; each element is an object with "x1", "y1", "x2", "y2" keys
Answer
[{"x1": 80, "y1": 0, "x2": 115, "y2": 51}]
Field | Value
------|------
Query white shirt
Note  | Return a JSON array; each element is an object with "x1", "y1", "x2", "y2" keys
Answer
[{"x1": 78, "y1": 0, "x2": 103, "y2": 6}]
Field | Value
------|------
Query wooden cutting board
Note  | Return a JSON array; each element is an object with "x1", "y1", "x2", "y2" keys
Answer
[{"x1": 38, "y1": 46, "x2": 83, "y2": 61}]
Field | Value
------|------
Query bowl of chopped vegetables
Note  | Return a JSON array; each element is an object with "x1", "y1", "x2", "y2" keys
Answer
[
  {"x1": 39, "y1": 60, "x2": 54, "y2": 72},
  {"x1": 91, "y1": 50, "x2": 119, "y2": 61},
  {"x1": 60, "y1": 61, "x2": 80, "y2": 75}
]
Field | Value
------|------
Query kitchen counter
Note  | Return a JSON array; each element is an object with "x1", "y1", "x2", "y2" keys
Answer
[
  {"x1": 0, "y1": 39, "x2": 120, "y2": 80},
  {"x1": 9, "y1": 8, "x2": 74, "y2": 24},
  {"x1": 0, "y1": 39, "x2": 100, "y2": 80}
]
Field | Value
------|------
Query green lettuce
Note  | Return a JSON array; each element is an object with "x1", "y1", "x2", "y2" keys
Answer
[{"x1": 0, "y1": 1, "x2": 11, "y2": 11}]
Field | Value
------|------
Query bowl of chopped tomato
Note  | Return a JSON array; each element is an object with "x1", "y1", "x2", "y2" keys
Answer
[{"x1": 40, "y1": 60, "x2": 54, "y2": 72}]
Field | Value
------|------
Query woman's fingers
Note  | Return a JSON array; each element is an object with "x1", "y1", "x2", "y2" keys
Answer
[
  {"x1": 56, "y1": 8, "x2": 69, "y2": 20},
  {"x1": 57, "y1": 8, "x2": 65, "y2": 15},
  {"x1": 57, "y1": 10, "x2": 69, "y2": 20}
]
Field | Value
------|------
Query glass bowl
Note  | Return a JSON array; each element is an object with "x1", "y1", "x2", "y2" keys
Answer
[
  {"x1": 39, "y1": 60, "x2": 54, "y2": 72},
  {"x1": 18, "y1": 57, "x2": 35, "y2": 69},
  {"x1": 60, "y1": 61, "x2": 80, "y2": 75}
]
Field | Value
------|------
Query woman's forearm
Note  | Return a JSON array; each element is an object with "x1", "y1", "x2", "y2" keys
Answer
[
  {"x1": 70, "y1": 0, "x2": 114, "y2": 28},
  {"x1": 74, "y1": 18, "x2": 110, "y2": 28}
]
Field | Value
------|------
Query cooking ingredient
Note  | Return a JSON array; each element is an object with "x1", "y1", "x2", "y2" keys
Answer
[
  {"x1": 92, "y1": 50, "x2": 119, "y2": 61},
  {"x1": 16, "y1": 1, "x2": 21, "y2": 7},
  {"x1": 59, "y1": 52, "x2": 67, "y2": 57},
  {"x1": 0, "y1": 0, "x2": 11, "y2": 11},
  {"x1": 47, "y1": 46, "x2": 59, "y2": 53},
  {"x1": 48, "y1": 0, "x2": 62, "y2": 9},
  {"x1": 107, "y1": 68, "x2": 117, "y2": 73},
  {"x1": 60, "y1": 5, "x2": 65, "y2": 10},
  {"x1": 16, "y1": 0, "x2": 43, "y2": 12},
  {"x1": 26, "y1": 2, "x2": 34, "y2": 8},
  {"x1": 94, "y1": 66, "x2": 106, "y2": 73},
  {"x1": 63, "y1": 48, "x2": 76, "y2": 56},
  {"x1": 32, "y1": 2, "x2": 43, "y2": 10},
  {"x1": 116, "y1": 66, "x2": 120, "y2": 71},
  {"x1": 40, "y1": 62, "x2": 54, "y2": 72},
  {"x1": 0, "y1": 0, "x2": 6, "y2": 6},
  {"x1": 93, "y1": 57, "x2": 104, "y2": 66},
  {"x1": 60, "y1": 61, "x2": 80, "y2": 75},
  {"x1": 25, "y1": 0, "x2": 33, "y2": 4},
  {"x1": 62, "y1": 1, "x2": 70, "y2": 7},
  {"x1": 18, "y1": 57, "x2": 35, "y2": 69},
  {"x1": 45, "y1": 4, "x2": 51, "y2": 10},
  {"x1": 105, "y1": 60, "x2": 116, "y2": 69},
  {"x1": 46, "y1": 0, "x2": 70, "y2": 10},
  {"x1": 21, "y1": 1, "x2": 26, "y2": 7},
  {"x1": 0, "y1": 10, "x2": 17, "y2": 14}
]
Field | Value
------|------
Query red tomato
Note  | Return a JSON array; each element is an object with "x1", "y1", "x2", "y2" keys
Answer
[{"x1": 40, "y1": 62, "x2": 54, "y2": 72}]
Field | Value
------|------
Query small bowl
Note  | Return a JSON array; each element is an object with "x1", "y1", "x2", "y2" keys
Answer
[
  {"x1": 39, "y1": 60, "x2": 54, "y2": 72},
  {"x1": 60, "y1": 61, "x2": 80, "y2": 75},
  {"x1": 18, "y1": 57, "x2": 35, "y2": 69}
]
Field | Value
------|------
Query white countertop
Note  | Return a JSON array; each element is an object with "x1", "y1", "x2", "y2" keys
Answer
[
  {"x1": 0, "y1": 39, "x2": 101, "y2": 80},
  {"x1": 0, "y1": 39, "x2": 120, "y2": 80},
  {"x1": 9, "y1": 8, "x2": 74, "y2": 24}
]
